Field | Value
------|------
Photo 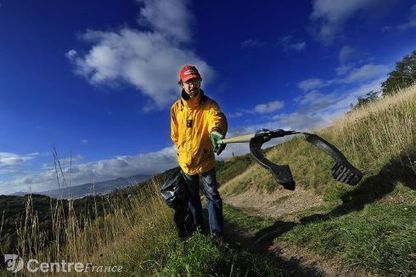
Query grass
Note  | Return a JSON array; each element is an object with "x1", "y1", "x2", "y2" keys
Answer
[
  {"x1": 223, "y1": 200, "x2": 416, "y2": 276},
  {"x1": 280, "y1": 203, "x2": 416, "y2": 276},
  {"x1": 223, "y1": 204, "x2": 275, "y2": 234},
  {"x1": 216, "y1": 154, "x2": 253, "y2": 186},
  {"x1": 1, "y1": 175, "x2": 285, "y2": 276}
]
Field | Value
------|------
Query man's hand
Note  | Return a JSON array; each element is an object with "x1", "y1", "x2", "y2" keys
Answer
[{"x1": 210, "y1": 131, "x2": 226, "y2": 155}]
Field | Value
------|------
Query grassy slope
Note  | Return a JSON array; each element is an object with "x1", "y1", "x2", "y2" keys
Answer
[{"x1": 222, "y1": 85, "x2": 416, "y2": 275}]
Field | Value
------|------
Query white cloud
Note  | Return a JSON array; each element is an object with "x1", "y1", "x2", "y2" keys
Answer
[
  {"x1": 273, "y1": 78, "x2": 383, "y2": 132},
  {"x1": 229, "y1": 100, "x2": 285, "y2": 118},
  {"x1": 279, "y1": 35, "x2": 306, "y2": 52},
  {"x1": 310, "y1": 0, "x2": 380, "y2": 43},
  {"x1": 0, "y1": 147, "x2": 178, "y2": 194},
  {"x1": 338, "y1": 46, "x2": 358, "y2": 64},
  {"x1": 296, "y1": 90, "x2": 335, "y2": 111},
  {"x1": 336, "y1": 65, "x2": 353, "y2": 76},
  {"x1": 254, "y1": 101, "x2": 285, "y2": 114},
  {"x1": 0, "y1": 152, "x2": 38, "y2": 167},
  {"x1": 342, "y1": 64, "x2": 389, "y2": 83},
  {"x1": 297, "y1": 78, "x2": 331, "y2": 92},
  {"x1": 317, "y1": 78, "x2": 384, "y2": 120},
  {"x1": 137, "y1": 0, "x2": 193, "y2": 43},
  {"x1": 81, "y1": 139, "x2": 88, "y2": 145},
  {"x1": 272, "y1": 112, "x2": 326, "y2": 130},
  {"x1": 229, "y1": 112, "x2": 244, "y2": 118},
  {"x1": 299, "y1": 63, "x2": 388, "y2": 93},
  {"x1": 67, "y1": 0, "x2": 214, "y2": 111}
]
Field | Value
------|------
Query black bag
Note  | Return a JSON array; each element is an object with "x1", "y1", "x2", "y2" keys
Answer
[
  {"x1": 160, "y1": 168, "x2": 195, "y2": 238},
  {"x1": 160, "y1": 168, "x2": 189, "y2": 209}
]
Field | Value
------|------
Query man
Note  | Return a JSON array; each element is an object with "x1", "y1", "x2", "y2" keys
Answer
[{"x1": 170, "y1": 64, "x2": 228, "y2": 240}]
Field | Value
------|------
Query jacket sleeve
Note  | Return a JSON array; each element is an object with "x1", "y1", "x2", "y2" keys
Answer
[
  {"x1": 170, "y1": 104, "x2": 178, "y2": 146},
  {"x1": 208, "y1": 101, "x2": 228, "y2": 136}
]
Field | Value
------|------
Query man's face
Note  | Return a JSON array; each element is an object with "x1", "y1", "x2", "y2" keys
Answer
[{"x1": 182, "y1": 78, "x2": 201, "y2": 98}]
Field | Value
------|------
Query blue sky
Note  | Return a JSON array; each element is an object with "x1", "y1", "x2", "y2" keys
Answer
[{"x1": 1, "y1": 0, "x2": 415, "y2": 194}]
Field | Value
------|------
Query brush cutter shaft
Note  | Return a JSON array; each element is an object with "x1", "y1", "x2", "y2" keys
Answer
[{"x1": 217, "y1": 133, "x2": 256, "y2": 144}]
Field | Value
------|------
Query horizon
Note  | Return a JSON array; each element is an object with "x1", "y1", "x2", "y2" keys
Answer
[{"x1": 1, "y1": 0, "x2": 416, "y2": 194}]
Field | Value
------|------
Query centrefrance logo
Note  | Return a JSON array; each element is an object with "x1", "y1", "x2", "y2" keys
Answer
[
  {"x1": 3, "y1": 254, "x2": 123, "y2": 273},
  {"x1": 4, "y1": 254, "x2": 24, "y2": 273}
]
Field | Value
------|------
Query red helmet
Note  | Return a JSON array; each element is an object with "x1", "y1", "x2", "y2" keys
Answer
[{"x1": 179, "y1": 65, "x2": 201, "y2": 82}]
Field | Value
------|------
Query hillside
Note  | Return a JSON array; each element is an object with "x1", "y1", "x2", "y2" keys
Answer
[
  {"x1": 1, "y1": 85, "x2": 415, "y2": 275},
  {"x1": 220, "y1": 84, "x2": 416, "y2": 275},
  {"x1": 12, "y1": 174, "x2": 150, "y2": 199}
]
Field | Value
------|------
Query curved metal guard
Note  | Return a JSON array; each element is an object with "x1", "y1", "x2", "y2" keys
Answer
[
  {"x1": 301, "y1": 133, "x2": 363, "y2": 186},
  {"x1": 249, "y1": 135, "x2": 295, "y2": 190},
  {"x1": 240, "y1": 128, "x2": 363, "y2": 190}
]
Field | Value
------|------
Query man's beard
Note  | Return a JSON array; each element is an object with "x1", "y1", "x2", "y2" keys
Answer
[{"x1": 188, "y1": 88, "x2": 200, "y2": 98}]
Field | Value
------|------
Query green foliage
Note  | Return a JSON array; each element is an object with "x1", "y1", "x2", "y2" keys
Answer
[
  {"x1": 350, "y1": 90, "x2": 380, "y2": 110},
  {"x1": 382, "y1": 49, "x2": 416, "y2": 96}
]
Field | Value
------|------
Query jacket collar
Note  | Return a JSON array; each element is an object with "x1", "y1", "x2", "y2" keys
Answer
[{"x1": 181, "y1": 89, "x2": 205, "y2": 109}]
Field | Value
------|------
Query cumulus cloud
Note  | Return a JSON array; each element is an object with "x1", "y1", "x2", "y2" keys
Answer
[
  {"x1": 297, "y1": 78, "x2": 332, "y2": 92},
  {"x1": 342, "y1": 64, "x2": 389, "y2": 83},
  {"x1": 338, "y1": 46, "x2": 358, "y2": 65},
  {"x1": 310, "y1": 0, "x2": 390, "y2": 43},
  {"x1": 296, "y1": 90, "x2": 335, "y2": 111},
  {"x1": 299, "y1": 63, "x2": 388, "y2": 93},
  {"x1": 254, "y1": 101, "x2": 285, "y2": 114},
  {"x1": 273, "y1": 78, "x2": 382, "y2": 133},
  {"x1": 136, "y1": 0, "x2": 193, "y2": 43},
  {"x1": 272, "y1": 113, "x2": 326, "y2": 130},
  {"x1": 0, "y1": 147, "x2": 178, "y2": 194},
  {"x1": 0, "y1": 152, "x2": 38, "y2": 167},
  {"x1": 229, "y1": 99, "x2": 285, "y2": 118},
  {"x1": 67, "y1": 0, "x2": 214, "y2": 111}
]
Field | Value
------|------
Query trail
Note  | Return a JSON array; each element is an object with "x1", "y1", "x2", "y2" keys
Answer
[{"x1": 220, "y1": 176, "x2": 370, "y2": 277}]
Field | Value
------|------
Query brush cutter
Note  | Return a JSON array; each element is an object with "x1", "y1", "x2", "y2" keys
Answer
[{"x1": 217, "y1": 129, "x2": 363, "y2": 191}]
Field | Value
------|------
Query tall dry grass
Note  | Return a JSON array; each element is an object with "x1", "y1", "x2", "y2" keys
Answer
[
  {"x1": 326, "y1": 84, "x2": 416, "y2": 175},
  {"x1": 15, "y1": 178, "x2": 174, "y2": 275}
]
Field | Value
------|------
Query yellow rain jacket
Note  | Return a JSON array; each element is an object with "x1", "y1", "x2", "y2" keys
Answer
[{"x1": 170, "y1": 90, "x2": 228, "y2": 175}]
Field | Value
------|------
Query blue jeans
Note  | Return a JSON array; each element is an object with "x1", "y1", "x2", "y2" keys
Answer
[{"x1": 182, "y1": 168, "x2": 223, "y2": 236}]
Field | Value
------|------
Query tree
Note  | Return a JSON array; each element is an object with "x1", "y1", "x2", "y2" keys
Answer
[
  {"x1": 382, "y1": 50, "x2": 416, "y2": 96},
  {"x1": 350, "y1": 90, "x2": 380, "y2": 110}
]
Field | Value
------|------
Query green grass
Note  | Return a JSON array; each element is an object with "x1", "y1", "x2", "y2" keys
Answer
[
  {"x1": 216, "y1": 154, "x2": 253, "y2": 185},
  {"x1": 158, "y1": 232, "x2": 284, "y2": 276},
  {"x1": 280, "y1": 203, "x2": 416, "y2": 276},
  {"x1": 224, "y1": 204, "x2": 275, "y2": 234},
  {"x1": 224, "y1": 200, "x2": 416, "y2": 276}
]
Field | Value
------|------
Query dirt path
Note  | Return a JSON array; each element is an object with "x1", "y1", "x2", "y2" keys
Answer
[
  {"x1": 221, "y1": 178, "x2": 369, "y2": 276},
  {"x1": 224, "y1": 185, "x2": 324, "y2": 219}
]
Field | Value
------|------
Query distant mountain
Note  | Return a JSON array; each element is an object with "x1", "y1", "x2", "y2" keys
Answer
[{"x1": 13, "y1": 174, "x2": 150, "y2": 199}]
